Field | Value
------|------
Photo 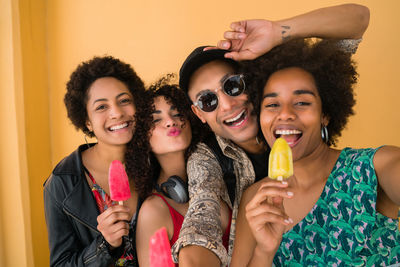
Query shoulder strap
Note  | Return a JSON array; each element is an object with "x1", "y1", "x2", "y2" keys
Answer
[
  {"x1": 205, "y1": 134, "x2": 236, "y2": 205},
  {"x1": 151, "y1": 193, "x2": 174, "y2": 209}
]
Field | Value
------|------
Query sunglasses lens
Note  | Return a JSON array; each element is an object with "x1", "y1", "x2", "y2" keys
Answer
[
  {"x1": 198, "y1": 92, "x2": 218, "y2": 112},
  {"x1": 224, "y1": 75, "x2": 245, "y2": 96}
]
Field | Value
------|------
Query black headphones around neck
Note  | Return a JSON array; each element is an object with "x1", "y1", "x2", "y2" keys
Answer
[{"x1": 155, "y1": 175, "x2": 188, "y2": 204}]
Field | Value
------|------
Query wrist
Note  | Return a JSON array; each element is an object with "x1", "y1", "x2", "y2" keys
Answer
[
  {"x1": 274, "y1": 20, "x2": 293, "y2": 44},
  {"x1": 250, "y1": 245, "x2": 275, "y2": 265},
  {"x1": 97, "y1": 235, "x2": 125, "y2": 258}
]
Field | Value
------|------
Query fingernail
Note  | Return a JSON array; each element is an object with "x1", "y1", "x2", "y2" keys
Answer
[
  {"x1": 238, "y1": 33, "x2": 245, "y2": 39},
  {"x1": 281, "y1": 181, "x2": 288, "y2": 185},
  {"x1": 287, "y1": 191, "x2": 294, "y2": 196}
]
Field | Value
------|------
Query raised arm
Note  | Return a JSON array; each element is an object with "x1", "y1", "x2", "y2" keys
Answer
[{"x1": 217, "y1": 3, "x2": 370, "y2": 60}]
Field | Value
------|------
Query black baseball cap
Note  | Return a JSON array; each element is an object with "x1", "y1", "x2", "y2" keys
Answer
[{"x1": 179, "y1": 46, "x2": 238, "y2": 93}]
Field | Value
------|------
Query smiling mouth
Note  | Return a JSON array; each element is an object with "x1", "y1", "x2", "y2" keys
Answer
[
  {"x1": 223, "y1": 109, "x2": 247, "y2": 127},
  {"x1": 274, "y1": 129, "x2": 302, "y2": 145},
  {"x1": 109, "y1": 121, "x2": 131, "y2": 131}
]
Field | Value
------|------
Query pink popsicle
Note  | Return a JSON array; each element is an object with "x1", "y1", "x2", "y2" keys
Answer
[
  {"x1": 149, "y1": 227, "x2": 174, "y2": 267},
  {"x1": 108, "y1": 160, "x2": 131, "y2": 204}
]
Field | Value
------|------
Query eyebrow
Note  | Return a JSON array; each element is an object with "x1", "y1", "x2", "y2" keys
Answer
[
  {"x1": 263, "y1": 89, "x2": 316, "y2": 99},
  {"x1": 92, "y1": 92, "x2": 130, "y2": 106},
  {"x1": 151, "y1": 105, "x2": 177, "y2": 114},
  {"x1": 195, "y1": 73, "x2": 233, "y2": 99}
]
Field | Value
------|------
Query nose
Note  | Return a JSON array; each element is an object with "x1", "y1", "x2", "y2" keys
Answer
[
  {"x1": 109, "y1": 104, "x2": 123, "y2": 119},
  {"x1": 278, "y1": 104, "x2": 296, "y2": 121},
  {"x1": 165, "y1": 114, "x2": 178, "y2": 128},
  {"x1": 217, "y1": 90, "x2": 235, "y2": 112}
]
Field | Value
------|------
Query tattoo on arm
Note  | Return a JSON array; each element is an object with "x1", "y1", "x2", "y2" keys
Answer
[{"x1": 281, "y1": 25, "x2": 291, "y2": 42}]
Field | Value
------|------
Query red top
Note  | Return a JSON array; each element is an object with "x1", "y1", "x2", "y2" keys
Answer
[
  {"x1": 152, "y1": 193, "x2": 184, "y2": 246},
  {"x1": 153, "y1": 193, "x2": 232, "y2": 251},
  {"x1": 222, "y1": 208, "x2": 232, "y2": 251}
]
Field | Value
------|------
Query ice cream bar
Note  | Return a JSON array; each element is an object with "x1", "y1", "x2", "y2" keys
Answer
[
  {"x1": 149, "y1": 227, "x2": 174, "y2": 267},
  {"x1": 268, "y1": 137, "x2": 293, "y2": 181},
  {"x1": 108, "y1": 160, "x2": 131, "y2": 204}
]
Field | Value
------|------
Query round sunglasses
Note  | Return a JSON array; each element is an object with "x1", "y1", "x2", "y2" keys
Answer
[{"x1": 193, "y1": 74, "x2": 246, "y2": 112}]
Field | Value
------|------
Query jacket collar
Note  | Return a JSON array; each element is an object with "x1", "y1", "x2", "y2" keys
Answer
[{"x1": 62, "y1": 144, "x2": 100, "y2": 232}]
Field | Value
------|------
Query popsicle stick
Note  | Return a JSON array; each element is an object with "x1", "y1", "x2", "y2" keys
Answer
[
  {"x1": 118, "y1": 201, "x2": 123, "y2": 205},
  {"x1": 278, "y1": 176, "x2": 283, "y2": 182}
]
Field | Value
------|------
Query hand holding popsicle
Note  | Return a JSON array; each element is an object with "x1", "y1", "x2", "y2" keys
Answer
[
  {"x1": 95, "y1": 160, "x2": 132, "y2": 248},
  {"x1": 97, "y1": 204, "x2": 131, "y2": 248},
  {"x1": 244, "y1": 180, "x2": 293, "y2": 257},
  {"x1": 242, "y1": 138, "x2": 294, "y2": 255}
]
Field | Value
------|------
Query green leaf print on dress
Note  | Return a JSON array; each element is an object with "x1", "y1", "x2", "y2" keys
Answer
[{"x1": 273, "y1": 148, "x2": 400, "y2": 266}]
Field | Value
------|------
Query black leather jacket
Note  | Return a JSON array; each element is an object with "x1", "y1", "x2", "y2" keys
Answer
[{"x1": 44, "y1": 144, "x2": 127, "y2": 266}]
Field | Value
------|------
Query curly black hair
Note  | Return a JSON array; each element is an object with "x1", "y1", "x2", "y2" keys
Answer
[
  {"x1": 241, "y1": 39, "x2": 358, "y2": 146},
  {"x1": 64, "y1": 56, "x2": 146, "y2": 137},
  {"x1": 125, "y1": 74, "x2": 209, "y2": 199}
]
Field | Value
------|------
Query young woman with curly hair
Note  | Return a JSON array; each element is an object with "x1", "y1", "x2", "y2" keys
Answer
[
  {"x1": 231, "y1": 39, "x2": 400, "y2": 266},
  {"x1": 124, "y1": 75, "x2": 231, "y2": 266},
  {"x1": 44, "y1": 56, "x2": 146, "y2": 267}
]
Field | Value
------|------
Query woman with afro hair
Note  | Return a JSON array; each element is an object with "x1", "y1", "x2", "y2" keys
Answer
[
  {"x1": 44, "y1": 56, "x2": 146, "y2": 267},
  {"x1": 124, "y1": 75, "x2": 232, "y2": 266},
  {"x1": 230, "y1": 39, "x2": 400, "y2": 266}
]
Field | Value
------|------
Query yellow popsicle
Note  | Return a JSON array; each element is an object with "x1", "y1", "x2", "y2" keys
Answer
[{"x1": 268, "y1": 137, "x2": 293, "y2": 181}]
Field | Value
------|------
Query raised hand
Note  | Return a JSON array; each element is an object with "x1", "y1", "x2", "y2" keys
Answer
[
  {"x1": 216, "y1": 19, "x2": 283, "y2": 61},
  {"x1": 245, "y1": 180, "x2": 293, "y2": 254},
  {"x1": 97, "y1": 204, "x2": 131, "y2": 248}
]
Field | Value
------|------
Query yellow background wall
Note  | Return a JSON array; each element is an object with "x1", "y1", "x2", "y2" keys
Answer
[{"x1": 1, "y1": 0, "x2": 399, "y2": 266}]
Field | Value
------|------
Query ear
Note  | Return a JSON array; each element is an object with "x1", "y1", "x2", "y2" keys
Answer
[
  {"x1": 86, "y1": 120, "x2": 92, "y2": 132},
  {"x1": 191, "y1": 104, "x2": 206, "y2": 124},
  {"x1": 321, "y1": 114, "x2": 330, "y2": 126}
]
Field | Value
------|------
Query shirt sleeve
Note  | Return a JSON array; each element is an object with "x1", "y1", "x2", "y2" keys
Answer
[{"x1": 172, "y1": 143, "x2": 229, "y2": 266}]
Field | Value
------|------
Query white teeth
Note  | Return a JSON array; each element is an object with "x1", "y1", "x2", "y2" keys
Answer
[
  {"x1": 275, "y1": 129, "x2": 302, "y2": 135},
  {"x1": 225, "y1": 110, "x2": 245, "y2": 123},
  {"x1": 110, "y1": 122, "x2": 128, "y2": 131}
]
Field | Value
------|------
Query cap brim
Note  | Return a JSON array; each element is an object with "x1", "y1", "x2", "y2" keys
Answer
[{"x1": 179, "y1": 47, "x2": 237, "y2": 93}]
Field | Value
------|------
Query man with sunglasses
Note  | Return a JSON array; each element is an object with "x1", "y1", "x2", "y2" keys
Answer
[{"x1": 172, "y1": 4, "x2": 370, "y2": 266}]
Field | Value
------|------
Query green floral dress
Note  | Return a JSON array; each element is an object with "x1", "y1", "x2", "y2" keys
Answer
[{"x1": 273, "y1": 148, "x2": 400, "y2": 266}]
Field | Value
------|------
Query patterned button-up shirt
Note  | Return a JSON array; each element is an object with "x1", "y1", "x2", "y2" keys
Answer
[{"x1": 172, "y1": 135, "x2": 257, "y2": 266}]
